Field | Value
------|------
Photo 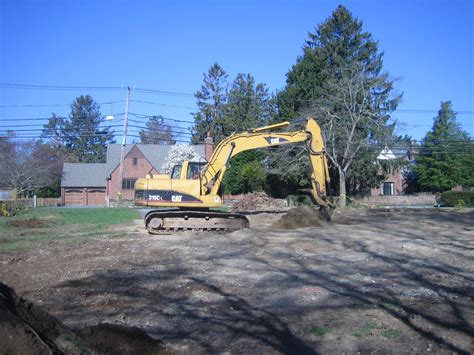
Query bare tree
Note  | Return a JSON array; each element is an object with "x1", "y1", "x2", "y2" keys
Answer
[
  {"x1": 304, "y1": 62, "x2": 398, "y2": 206},
  {"x1": 0, "y1": 138, "x2": 62, "y2": 197}
]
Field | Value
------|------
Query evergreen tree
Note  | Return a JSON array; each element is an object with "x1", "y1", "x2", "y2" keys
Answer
[
  {"x1": 272, "y1": 5, "x2": 400, "y2": 206},
  {"x1": 221, "y1": 74, "x2": 275, "y2": 194},
  {"x1": 192, "y1": 65, "x2": 275, "y2": 194},
  {"x1": 415, "y1": 101, "x2": 473, "y2": 192},
  {"x1": 223, "y1": 150, "x2": 267, "y2": 194},
  {"x1": 139, "y1": 115, "x2": 174, "y2": 144},
  {"x1": 42, "y1": 95, "x2": 114, "y2": 163},
  {"x1": 224, "y1": 73, "x2": 274, "y2": 132},
  {"x1": 192, "y1": 63, "x2": 228, "y2": 144},
  {"x1": 41, "y1": 113, "x2": 65, "y2": 149}
]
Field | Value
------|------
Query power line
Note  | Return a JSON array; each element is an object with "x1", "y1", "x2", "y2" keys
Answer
[
  {"x1": 0, "y1": 100, "x2": 125, "y2": 108},
  {"x1": 128, "y1": 112, "x2": 195, "y2": 124},
  {"x1": 134, "y1": 87, "x2": 194, "y2": 98},
  {"x1": 0, "y1": 83, "x2": 123, "y2": 92},
  {"x1": 1, "y1": 82, "x2": 472, "y2": 115},
  {"x1": 0, "y1": 113, "x2": 125, "y2": 122},
  {"x1": 131, "y1": 99, "x2": 195, "y2": 110}
]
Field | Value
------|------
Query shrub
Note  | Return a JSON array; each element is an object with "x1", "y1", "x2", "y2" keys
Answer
[
  {"x1": 0, "y1": 201, "x2": 17, "y2": 217},
  {"x1": 223, "y1": 150, "x2": 266, "y2": 194},
  {"x1": 439, "y1": 190, "x2": 474, "y2": 207}
]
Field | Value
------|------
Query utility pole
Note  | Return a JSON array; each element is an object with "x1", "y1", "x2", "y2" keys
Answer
[{"x1": 117, "y1": 86, "x2": 131, "y2": 207}]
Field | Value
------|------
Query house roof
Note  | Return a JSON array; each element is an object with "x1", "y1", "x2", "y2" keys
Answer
[
  {"x1": 377, "y1": 143, "x2": 414, "y2": 161},
  {"x1": 377, "y1": 148, "x2": 397, "y2": 160},
  {"x1": 61, "y1": 144, "x2": 206, "y2": 187},
  {"x1": 61, "y1": 163, "x2": 108, "y2": 187}
]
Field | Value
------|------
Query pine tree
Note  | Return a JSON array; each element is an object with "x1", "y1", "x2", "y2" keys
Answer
[
  {"x1": 54, "y1": 95, "x2": 115, "y2": 163},
  {"x1": 415, "y1": 101, "x2": 473, "y2": 192},
  {"x1": 139, "y1": 115, "x2": 174, "y2": 144},
  {"x1": 224, "y1": 73, "x2": 274, "y2": 132},
  {"x1": 192, "y1": 63, "x2": 228, "y2": 144}
]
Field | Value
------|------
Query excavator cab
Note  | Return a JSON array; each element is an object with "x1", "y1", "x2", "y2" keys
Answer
[
  {"x1": 168, "y1": 161, "x2": 208, "y2": 201},
  {"x1": 171, "y1": 161, "x2": 206, "y2": 180}
]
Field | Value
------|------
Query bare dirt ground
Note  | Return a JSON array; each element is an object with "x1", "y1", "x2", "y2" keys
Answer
[{"x1": 0, "y1": 208, "x2": 473, "y2": 354}]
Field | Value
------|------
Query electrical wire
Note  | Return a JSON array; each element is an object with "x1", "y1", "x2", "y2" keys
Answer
[
  {"x1": 0, "y1": 83, "x2": 122, "y2": 91},
  {"x1": 0, "y1": 100, "x2": 125, "y2": 108},
  {"x1": 131, "y1": 99, "x2": 195, "y2": 110}
]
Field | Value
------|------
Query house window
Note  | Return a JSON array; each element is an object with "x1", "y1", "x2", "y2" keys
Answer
[
  {"x1": 382, "y1": 182, "x2": 394, "y2": 196},
  {"x1": 122, "y1": 179, "x2": 137, "y2": 190},
  {"x1": 133, "y1": 158, "x2": 138, "y2": 166}
]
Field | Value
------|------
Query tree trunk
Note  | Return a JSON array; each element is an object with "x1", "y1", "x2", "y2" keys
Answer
[{"x1": 338, "y1": 169, "x2": 347, "y2": 208}]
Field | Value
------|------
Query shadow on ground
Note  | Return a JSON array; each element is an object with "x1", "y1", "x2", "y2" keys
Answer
[{"x1": 33, "y1": 210, "x2": 474, "y2": 353}]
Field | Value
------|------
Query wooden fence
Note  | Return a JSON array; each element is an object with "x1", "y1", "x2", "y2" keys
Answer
[{"x1": 1, "y1": 198, "x2": 62, "y2": 208}]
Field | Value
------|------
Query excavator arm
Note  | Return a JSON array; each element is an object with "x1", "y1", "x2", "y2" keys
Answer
[{"x1": 201, "y1": 117, "x2": 333, "y2": 208}]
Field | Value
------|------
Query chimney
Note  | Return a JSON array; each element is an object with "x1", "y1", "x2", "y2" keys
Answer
[{"x1": 204, "y1": 131, "x2": 214, "y2": 161}]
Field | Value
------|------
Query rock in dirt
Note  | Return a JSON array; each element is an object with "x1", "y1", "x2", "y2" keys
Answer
[
  {"x1": 231, "y1": 192, "x2": 287, "y2": 212},
  {"x1": 271, "y1": 206, "x2": 329, "y2": 229}
]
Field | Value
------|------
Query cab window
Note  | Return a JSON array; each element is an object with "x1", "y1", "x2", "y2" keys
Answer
[
  {"x1": 187, "y1": 162, "x2": 206, "y2": 180},
  {"x1": 171, "y1": 165, "x2": 182, "y2": 179}
]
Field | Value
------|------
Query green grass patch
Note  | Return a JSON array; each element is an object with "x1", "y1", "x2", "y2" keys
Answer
[
  {"x1": 0, "y1": 241, "x2": 28, "y2": 251},
  {"x1": 381, "y1": 329, "x2": 400, "y2": 338},
  {"x1": 1, "y1": 208, "x2": 139, "y2": 228},
  {"x1": 309, "y1": 326, "x2": 332, "y2": 336},
  {"x1": 0, "y1": 208, "x2": 140, "y2": 250},
  {"x1": 352, "y1": 323, "x2": 379, "y2": 338},
  {"x1": 352, "y1": 323, "x2": 400, "y2": 339},
  {"x1": 383, "y1": 302, "x2": 403, "y2": 312},
  {"x1": 52, "y1": 208, "x2": 139, "y2": 226}
]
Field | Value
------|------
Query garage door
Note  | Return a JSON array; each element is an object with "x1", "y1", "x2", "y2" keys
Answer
[
  {"x1": 65, "y1": 189, "x2": 84, "y2": 205},
  {"x1": 64, "y1": 188, "x2": 106, "y2": 206},
  {"x1": 87, "y1": 189, "x2": 106, "y2": 206}
]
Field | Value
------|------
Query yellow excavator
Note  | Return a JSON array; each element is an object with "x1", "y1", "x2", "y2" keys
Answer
[{"x1": 134, "y1": 117, "x2": 333, "y2": 233}]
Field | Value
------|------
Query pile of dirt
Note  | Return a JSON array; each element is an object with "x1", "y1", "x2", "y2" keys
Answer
[
  {"x1": 231, "y1": 192, "x2": 287, "y2": 212},
  {"x1": 7, "y1": 218, "x2": 53, "y2": 228},
  {"x1": 0, "y1": 281, "x2": 169, "y2": 354},
  {"x1": 271, "y1": 206, "x2": 329, "y2": 229}
]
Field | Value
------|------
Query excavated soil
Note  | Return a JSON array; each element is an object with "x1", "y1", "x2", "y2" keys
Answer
[
  {"x1": 0, "y1": 281, "x2": 90, "y2": 354},
  {"x1": 0, "y1": 281, "x2": 169, "y2": 354},
  {"x1": 0, "y1": 208, "x2": 473, "y2": 354},
  {"x1": 271, "y1": 206, "x2": 328, "y2": 229},
  {"x1": 7, "y1": 218, "x2": 53, "y2": 228},
  {"x1": 231, "y1": 192, "x2": 287, "y2": 212}
]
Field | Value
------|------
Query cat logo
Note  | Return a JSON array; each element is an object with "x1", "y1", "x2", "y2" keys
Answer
[
  {"x1": 270, "y1": 138, "x2": 280, "y2": 144},
  {"x1": 172, "y1": 195, "x2": 183, "y2": 202}
]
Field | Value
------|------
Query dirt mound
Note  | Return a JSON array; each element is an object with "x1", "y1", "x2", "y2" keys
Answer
[
  {"x1": 0, "y1": 282, "x2": 170, "y2": 354},
  {"x1": 271, "y1": 206, "x2": 328, "y2": 229},
  {"x1": 7, "y1": 218, "x2": 53, "y2": 228},
  {"x1": 231, "y1": 192, "x2": 287, "y2": 212},
  {"x1": 79, "y1": 323, "x2": 169, "y2": 354}
]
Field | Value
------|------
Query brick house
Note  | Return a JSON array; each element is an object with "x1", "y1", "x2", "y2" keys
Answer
[
  {"x1": 61, "y1": 143, "x2": 207, "y2": 206},
  {"x1": 370, "y1": 144, "x2": 417, "y2": 196}
]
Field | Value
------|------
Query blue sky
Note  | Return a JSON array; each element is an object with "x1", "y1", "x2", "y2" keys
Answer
[{"x1": 0, "y1": 0, "x2": 473, "y2": 143}]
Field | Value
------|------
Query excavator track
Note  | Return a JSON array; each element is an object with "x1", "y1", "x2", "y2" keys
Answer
[{"x1": 144, "y1": 209, "x2": 249, "y2": 234}]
